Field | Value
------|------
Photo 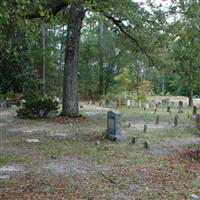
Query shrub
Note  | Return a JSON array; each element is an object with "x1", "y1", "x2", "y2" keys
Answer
[{"x1": 17, "y1": 96, "x2": 59, "y2": 118}]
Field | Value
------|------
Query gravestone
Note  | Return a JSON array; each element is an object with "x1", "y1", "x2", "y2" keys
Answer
[
  {"x1": 193, "y1": 106, "x2": 197, "y2": 115},
  {"x1": 156, "y1": 115, "x2": 159, "y2": 124},
  {"x1": 167, "y1": 106, "x2": 171, "y2": 112},
  {"x1": 196, "y1": 114, "x2": 200, "y2": 131},
  {"x1": 178, "y1": 101, "x2": 184, "y2": 113},
  {"x1": 174, "y1": 115, "x2": 178, "y2": 127},
  {"x1": 143, "y1": 141, "x2": 149, "y2": 149},
  {"x1": 107, "y1": 111, "x2": 125, "y2": 141},
  {"x1": 131, "y1": 137, "x2": 136, "y2": 144},
  {"x1": 144, "y1": 124, "x2": 147, "y2": 133},
  {"x1": 127, "y1": 99, "x2": 131, "y2": 108},
  {"x1": 26, "y1": 139, "x2": 40, "y2": 143}
]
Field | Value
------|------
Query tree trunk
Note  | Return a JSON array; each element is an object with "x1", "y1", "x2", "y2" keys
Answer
[
  {"x1": 59, "y1": 25, "x2": 65, "y2": 70},
  {"x1": 188, "y1": 89, "x2": 193, "y2": 107},
  {"x1": 161, "y1": 71, "x2": 165, "y2": 96},
  {"x1": 136, "y1": 60, "x2": 140, "y2": 101},
  {"x1": 60, "y1": 0, "x2": 85, "y2": 117},
  {"x1": 105, "y1": 41, "x2": 114, "y2": 95},
  {"x1": 41, "y1": 19, "x2": 47, "y2": 96},
  {"x1": 188, "y1": 59, "x2": 193, "y2": 107},
  {"x1": 98, "y1": 23, "x2": 104, "y2": 96}
]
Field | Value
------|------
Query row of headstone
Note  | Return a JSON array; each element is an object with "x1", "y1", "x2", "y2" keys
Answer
[{"x1": 106, "y1": 108, "x2": 200, "y2": 141}]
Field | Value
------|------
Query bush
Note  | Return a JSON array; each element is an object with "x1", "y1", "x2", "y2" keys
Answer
[{"x1": 17, "y1": 96, "x2": 59, "y2": 118}]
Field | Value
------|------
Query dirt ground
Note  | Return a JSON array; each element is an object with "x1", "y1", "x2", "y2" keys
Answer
[{"x1": 0, "y1": 105, "x2": 200, "y2": 200}]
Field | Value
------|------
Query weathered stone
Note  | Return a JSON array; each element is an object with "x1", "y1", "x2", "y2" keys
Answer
[
  {"x1": 127, "y1": 122, "x2": 131, "y2": 128},
  {"x1": 144, "y1": 124, "x2": 147, "y2": 133},
  {"x1": 156, "y1": 115, "x2": 159, "y2": 124},
  {"x1": 178, "y1": 101, "x2": 184, "y2": 113},
  {"x1": 26, "y1": 139, "x2": 40, "y2": 143},
  {"x1": 127, "y1": 99, "x2": 131, "y2": 108},
  {"x1": 196, "y1": 114, "x2": 200, "y2": 131},
  {"x1": 193, "y1": 106, "x2": 197, "y2": 115},
  {"x1": 143, "y1": 141, "x2": 149, "y2": 149},
  {"x1": 131, "y1": 137, "x2": 136, "y2": 144},
  {"x1": 174, "y1": 115, "x2": 178, "y2": 127},
  {"x1": 107, "y1": 111, "x2": 126, "y2": 141}
]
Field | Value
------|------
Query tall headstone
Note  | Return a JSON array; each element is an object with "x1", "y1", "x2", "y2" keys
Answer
[
  {"x1": 107, "y1": 111, "x2": 126, "y2": 141},
  {"x1": 193, "y1": 106, "x2": 197, "y2": 115},
  {"x1": 196, "y1": 114, "x2": 200, "y2": 131},
  {"x1": 178, "y1": 101, "x2": 184, "y2": 113}
]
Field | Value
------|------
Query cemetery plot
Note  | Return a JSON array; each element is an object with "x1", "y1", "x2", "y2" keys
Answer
[{"x1": 0, "y1": 105, "x2": 200, "y2": 200}]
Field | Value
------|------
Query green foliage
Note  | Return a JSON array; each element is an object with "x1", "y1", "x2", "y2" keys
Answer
[
  {"x1": 17, "y1": 96, "x2": 59, "y2": 118},
  {"x1": 136, "y1": 80, "x2": 152, "y2": 102},
  {"x1": 114, "y1": 68, "x2": 134, "y2": 92},
  {"x1": 0, "y1": 29, "x2": 41, "y2": 94}
]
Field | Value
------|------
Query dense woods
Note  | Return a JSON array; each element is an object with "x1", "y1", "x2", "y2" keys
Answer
[{"x1": 1, "y1": 0, "x2": 200, "y2": 116}]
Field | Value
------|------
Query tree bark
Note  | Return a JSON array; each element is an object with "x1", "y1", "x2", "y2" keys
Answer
[
  {"x1": 98, "y1": 23, "x2": 104, "y2": 96},
  {"x1": 60, "y1": 0, "x2": 85, "y2": 117},
  {"x1": 41, "y1": 19, "x2": 47, "y2": 96},
  {"x1": 105, "y1": 41, "x2": 114, "y2": 95},
  {"x1": 188, "y1": 59, "x2": 193, "y2": 107},
  {"x1": 136, "y1": 60, "x2": 140, "y2": 101},
  {"x1": 161, "y1": 71, "x2": 165, "y2": 96}
]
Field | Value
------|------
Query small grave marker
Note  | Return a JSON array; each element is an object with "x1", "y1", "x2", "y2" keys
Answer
[
  {"x1": 174, "y1": 115, "x2": 178, "y2": 127},
  {"x1": 144, "y1": 124, "x2": 147, "y2": 133},
  {"x1": 127, "y1": 99, "x2": 131, "y2": 108},
  {"x1": 193, "y1": 106, "x2": 197, "y2": 115},
  {"x1": 178, "y1": 101, "x2": 184, "y2": 113},
  {"x1": 143, "y1": 141, "x2": 149, "y2": 149},
  {"x1": 196, "y1": 114, "x2": 200, "y2": 131},
  {"x1": 156, "y1": 115, "x2": 159, "y2": 124},
  {"x1": 127, "y1": 122, "x2": 131, "y2": 128},
  {"x1": 26, "y1": 139, "x2": 40, "y2": 143},
  {"x1": 131, "y1": 137, "x2": 136, "y2": 144}
]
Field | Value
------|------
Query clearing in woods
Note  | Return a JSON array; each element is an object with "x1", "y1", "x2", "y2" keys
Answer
[{"x1": 0, "y1": 104, "x2": 200, "y2": 200}]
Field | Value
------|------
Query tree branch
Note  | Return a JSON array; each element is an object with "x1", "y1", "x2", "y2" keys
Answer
[
  {"x1": 26, "y1": 0, "x2": 70, "y2": 19},
  {"x1": 102, "y1": 11, "x2": 154, "y2": 65}
]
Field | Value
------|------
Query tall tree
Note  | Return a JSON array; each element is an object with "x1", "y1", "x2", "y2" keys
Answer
[
  {"x1": 41, "y1": 19, "x2": 47, "y2": 96},
  {"x1": 60, "y1": 0, "x2": 85, "y2": 117},
  {"x1": 98, "y1": 23, "x2": 104, "y2": 96}
]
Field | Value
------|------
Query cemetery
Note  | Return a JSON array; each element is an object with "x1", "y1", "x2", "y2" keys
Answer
[
  {"x1": 1, "y1": 0, "x2": 200, "y2": 199},
  {"x1": 0, "y1": 97, "x2": 200, "y2": 199}
]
